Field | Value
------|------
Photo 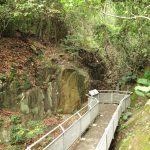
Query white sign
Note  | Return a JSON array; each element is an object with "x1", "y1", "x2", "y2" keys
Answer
[{"x1": 89, "y1": 89, "x2": 99, "y2": 96}]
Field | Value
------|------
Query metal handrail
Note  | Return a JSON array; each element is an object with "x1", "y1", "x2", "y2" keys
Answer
[
  {"x1": 26, "y1": 90, "x2": 131, "y2": 150},
  {"x1": 26, "y1": 95, "x2": 98, "y2": 150},
  {"x1": 98, "y1": 90, "x2": 132, "y2": 94},
  {"x1": 96, "y1": 94, "x2": 131, "y2": 150}
]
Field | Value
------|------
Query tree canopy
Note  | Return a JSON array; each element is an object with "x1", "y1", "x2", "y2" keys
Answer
[{"x1": 0, "y1": 0, "x2": 150, "y2": 75}]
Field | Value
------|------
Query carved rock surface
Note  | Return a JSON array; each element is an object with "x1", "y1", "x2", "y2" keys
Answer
[
  {"x1": 58, "y1": 66, "x2": 89, "y2": 113},
  {"x1": 0, "y1": 65, "x2": 89, "y2": 117}
]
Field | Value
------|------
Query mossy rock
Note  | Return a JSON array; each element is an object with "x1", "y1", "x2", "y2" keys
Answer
[
  {"x1": 31, "y1": 107, "x2": 39, "y2": 115},
  {"x1": 20, "y1": 102, "x2": 29, "y2": 114}
]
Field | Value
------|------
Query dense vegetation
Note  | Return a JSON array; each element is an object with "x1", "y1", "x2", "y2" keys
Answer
[{"x1": 0, "y1": 0, "x2": 149, "y2": 82}]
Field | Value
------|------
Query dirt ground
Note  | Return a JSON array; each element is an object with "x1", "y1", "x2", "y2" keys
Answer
[{"x1": 70, "y1": 104, "x2": 118, "y2": 150}]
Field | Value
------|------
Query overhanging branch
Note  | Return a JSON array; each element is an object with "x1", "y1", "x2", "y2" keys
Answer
[{"x1": 102, "y1": 11, "x2": 150, "y2": 21}]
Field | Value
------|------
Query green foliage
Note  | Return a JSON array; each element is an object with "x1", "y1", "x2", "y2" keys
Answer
[
  {"x1": 60, "y1": 0, "x2": 102, "y2": 52},
  {"x1": 0, "y1": 4, "x2": 12, "y2": 36},
  {"x1": 137, "y1": 78, "x2": 150, "y2": 86},
  {"x1": 135, "y1": 71, "x2": 150, "y2": 98},
  {"x1": 26, "y1": 120, "x2": 46, "y2": 139},
  {"x1": 144, "y1": 71, "x2": 150, "y2": 79},
  {"x1": 0, "y1": 119, "x2": 4, "y2": 127},
  {"x1": 61, "y1": 0, "x2": 150, "y2": 75},
  {"x1": 119, "y1": 72, "x2": 137, "y2": 85},
  {"x1": 135, "y1": 86, "x2": 150, "y2": 97},
  {"x1": 122, "y1": 112, "x2": 132, "y2": 122},
  {"x1": 0, "y1": 0, "x2": 149, "y2": 83},
  {"x1": 21, "y1": 75, "x2": 31, "y2": 90},
  {"x1": 1, "y1": 1, "x2": 149, "y2": 71},
  {"x1": 10, "y1": 65, "x2": 17, "y2": 80},
  {"x1": 131, "y1": 92, "x2": 138, "y2": 106},
  {"x1": 10, "y1": 125, "x2": 27, "y2": 144},
  {"x1": 10, "y1": 120, "x2": 46, "y2": 144},
  {"x1": 0, "y1": 73, "x2": 6, "y2": 82},
  {"x1": 0, "y1": 0, "x2": 65, "y2": 40},
  {"x1": 26, "y1": 121, "x2": 45, "y2": 139},
  {"x1": 109, "y1": 1, "x2": 150, "y2": 71},
  {"x1": 10, "y1": 115, "x2": 22, "y2": 125}
]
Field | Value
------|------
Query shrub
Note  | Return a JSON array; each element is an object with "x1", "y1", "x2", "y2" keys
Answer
[
  {"x1": 26, "y1": 120, "x2": 46, "y2": 139},
  {"x1": 10, "y1": 125, "x2": 27, "y2": 144},
  {"x1": 135, "y1": 71, "x2": 150, "y2": 98},
  {"x1": 10, "y1": 115, "x2": 21, "y2": 125}
]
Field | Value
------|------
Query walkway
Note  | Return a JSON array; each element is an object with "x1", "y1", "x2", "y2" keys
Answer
[
  {"x1": 26, "y1": 90, "x2": 131, "y2": 150},
  {"x1": 71, "y1": 104, "x2": 118, "y2": 150}
]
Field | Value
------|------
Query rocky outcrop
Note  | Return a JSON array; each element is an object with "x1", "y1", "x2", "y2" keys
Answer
[
  {"x1": 0, "y1": 65, "x2": 89, "y2": 118},
  {"x1": 0, "y1": 127, "x2": 10, "y2": 143}
]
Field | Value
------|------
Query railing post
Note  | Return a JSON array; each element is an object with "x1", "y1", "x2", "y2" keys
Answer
[
  {"x1": 59, "y1": 124, "x2": 65, "y2": 150},
  {"x1": 98, "y1": 94, "x2": 101, "y2": 114},
  {"x1": 77, "y1": 112, "x2": 82, "y2": 136},
  {"x1": 88, "y1": 104, "x2": 92, "y2": 124},
  {"x1": 125, "y1": 96, "x2": 127, "y2": 109},
  {"x1": 128, "y1": 96, "x2": 131, "y2": 108},
  {"x1": 111, "y1": 92, "x2": 113, "y2": 103},
  {"x1": 59, "y1": 124, "x2": 65, "y2": 132},
  {"x1": 88, "y1": 104, "x2": 92, "y2": 110},
  {"x1": 113, "y1": 119, "x2": 115, "y2": 139},
  {"x1": 98, "y1": 93, "x2": 100, "y2": 102},
  {"x1": 105, "y1": 129, "x2": 108, "y2": 150}
]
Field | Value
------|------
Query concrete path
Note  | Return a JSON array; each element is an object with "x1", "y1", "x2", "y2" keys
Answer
[{"x1": 70, "y1": 104, "x2": 118, "y2": 150}]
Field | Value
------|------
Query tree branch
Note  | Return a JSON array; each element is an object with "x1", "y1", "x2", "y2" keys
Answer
[{"x1": 102, "y1": 11, "x2": 150, "y2": 21}]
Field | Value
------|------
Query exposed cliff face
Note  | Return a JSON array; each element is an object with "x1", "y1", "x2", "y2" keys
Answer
[
  {"x1": 0, "y1": 65, "x2": 89, "y2": 118},
  {"x1": 0, "y1": 38, "x2": 107, "y2": 118}
]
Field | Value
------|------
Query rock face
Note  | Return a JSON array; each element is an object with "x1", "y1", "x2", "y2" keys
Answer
[
  {"x1": 59, "y1": 67, "x2": 89, "y2": 113},
  {"x1": 0, "y1": 127, "x2": 10, "y2": 143},
  {"x1": 20, "y1": 87, "x2": 45, "y2": 118},
  {"x1": 0, "y1": 65, "x2": 89, "y2": 118}
]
